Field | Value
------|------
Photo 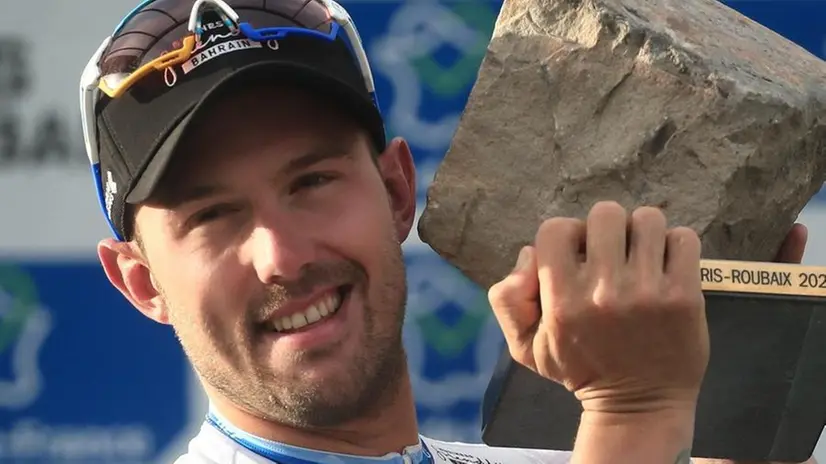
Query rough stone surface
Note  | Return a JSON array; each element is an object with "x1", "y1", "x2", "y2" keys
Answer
[{"x1": 418, "y1": 0, "x2": 826, "y2": 289}]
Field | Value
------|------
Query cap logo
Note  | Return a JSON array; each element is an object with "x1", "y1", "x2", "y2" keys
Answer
[
  {"x1": 104, "y1": 171, "x2": 118, "y2": 220},
  {"x1": 182, "y1": 34, "x2": 265, "y2": 74},
  {"x1": 162, "y1": 10, "x2": 280, "y2": 88}
]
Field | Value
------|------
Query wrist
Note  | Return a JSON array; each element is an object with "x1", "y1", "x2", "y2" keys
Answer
[
  {"x1": 577, "y1": 387, "x2": 700, "y2": 415},
  {"x1": 580, "y1": 406, "x2": 697, "y2": 431},
  {"x1": 572, "y1": 408, "x2": 696, "y2": 464}
]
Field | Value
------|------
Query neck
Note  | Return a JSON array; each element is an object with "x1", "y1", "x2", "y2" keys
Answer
[{"x1": 205, "y1": 374, "x2": 420, "y2": 457}]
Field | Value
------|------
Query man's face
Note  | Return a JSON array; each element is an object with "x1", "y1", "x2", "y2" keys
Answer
[{"x1": 113, "y1": 84, "x2": 417, "y2": 428}]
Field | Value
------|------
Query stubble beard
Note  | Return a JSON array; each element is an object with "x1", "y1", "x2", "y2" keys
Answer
[
  {"x1": 252, "y1": 276, "x2": 409, "y2": 429},
  {"x1": 167, "y1": 243, "x2": 410, "y2": 430}
]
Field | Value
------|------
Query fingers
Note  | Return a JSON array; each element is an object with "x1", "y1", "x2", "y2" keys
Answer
[
  {"x1": 774, "y1": 223, "x2": 808, "y2": 264},
  {"x1": 488, "y1": 246, "x2": 541, "y2": 352},
  {"x1": 628, "y1": 207, "x2": 668, "y2": 277},
  {"x1": 585, "y1": 202, "x2": 628, "y2": 278},
  {"x1": 489, "y1": 203, "x2": 700, "y2": 352},
  {"x1": 535, "y1": 217, "x2": 586, "y2": 295},
  {"x1": 664, "y1": 226, "x2": 702, "y2": 291},
  {"x1": 581, "y1": 202, "x2": 696, "y2": 309}
]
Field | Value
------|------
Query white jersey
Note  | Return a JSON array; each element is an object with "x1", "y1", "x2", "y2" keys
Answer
[{"x1": 174, "y1": 418, "x2": 573, "y2": 464}]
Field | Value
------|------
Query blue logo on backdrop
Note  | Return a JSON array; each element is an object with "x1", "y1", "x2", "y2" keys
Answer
[{"x1": 0, "y1": 263, "x2": 190, "y2": 463}]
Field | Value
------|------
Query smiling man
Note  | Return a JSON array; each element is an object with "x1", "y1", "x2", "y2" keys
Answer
[
  {"x1": 131, "y1": 87, "x2": 413, "y2": 441},
  {"x1": 78, "y1": 0, "x2": 817, "y2": 463}
]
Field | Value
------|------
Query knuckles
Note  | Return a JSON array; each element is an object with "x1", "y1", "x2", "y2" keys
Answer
[
  {"x1": 629, "y1": 282, "x2": 663, "y2": 311},
  {"x1": 584, "y1": 280, "x2": 665, "y2": 312},
  {"x1": 487, "y1": 279, "x2": 508, "y2": 307},
  {"x1": 662, "y1": 284, "x2": 704, "y2": 312},
  {"x1": 589, "y1": 284, "x2": 620, "y2": 311}
]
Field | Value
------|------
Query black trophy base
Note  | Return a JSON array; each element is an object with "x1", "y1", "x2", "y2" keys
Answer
[{"x1": 481, "y1": 291, "x2": 826, "y2": 462}]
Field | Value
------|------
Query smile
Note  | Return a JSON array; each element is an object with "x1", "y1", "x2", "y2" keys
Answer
[{"x1": 271, "y1": 287, "x2": 348, "y2": 333}]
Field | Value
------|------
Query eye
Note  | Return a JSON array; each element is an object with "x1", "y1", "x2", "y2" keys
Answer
[
  {"x1": 290, "y1": 172, "x2": 338, "y2": 194},
  {"x1": 189, "y1": 203, "x2": 239, "y2": 226}
]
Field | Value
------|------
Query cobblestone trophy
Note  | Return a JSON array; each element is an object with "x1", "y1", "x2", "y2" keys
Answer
[{"x1": 417, "y1": 0, "x2": 826, "y2": 460}]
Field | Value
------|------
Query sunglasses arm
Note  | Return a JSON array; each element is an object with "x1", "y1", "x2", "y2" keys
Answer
[
  {"x1": 324, "y1": 3, "x2": 376, "y2": 95},
  {"x1": 188, "y1": 0, "x2": 240, "y2": 33},
  {"x1": 79, "y1": 37, "x2": 111, "y2": 165}
]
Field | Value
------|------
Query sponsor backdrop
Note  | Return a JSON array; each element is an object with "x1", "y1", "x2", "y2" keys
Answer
[{"x1": 0, "y1": 0, "x2": 825, "y2": 462}]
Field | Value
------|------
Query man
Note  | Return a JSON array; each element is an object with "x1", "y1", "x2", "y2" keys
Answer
[{"x1": 78, "y1": 0, "x2": 817, "y2": 462}]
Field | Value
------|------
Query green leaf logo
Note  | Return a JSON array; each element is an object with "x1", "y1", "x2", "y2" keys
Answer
[
  {"x1": 0, "y1": 266, "x2": 38, "y2": 355},
  {"x1": 411, "y1": 3, "x2": 497, "y2": 97},
  {"x1": 414, "y1": 298, "x2": 490, "y2": 358}
]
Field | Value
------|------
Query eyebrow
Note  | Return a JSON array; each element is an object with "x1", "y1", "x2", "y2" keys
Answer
[
  {"x1": 283, "y1": 147, "x2": 352, "y2": 176},
  {"x1": 158, "y1": 147, "x2": 354, "y2": 208}
]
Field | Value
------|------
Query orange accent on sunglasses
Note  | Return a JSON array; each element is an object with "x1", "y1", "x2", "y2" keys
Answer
[{"x1": 98, "y1": 35, "x2": 197, "y2": 98}]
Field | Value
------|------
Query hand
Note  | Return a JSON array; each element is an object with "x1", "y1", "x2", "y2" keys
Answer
[{"x1": 488, "y1": 201, "x2": 710, "y2": 413}]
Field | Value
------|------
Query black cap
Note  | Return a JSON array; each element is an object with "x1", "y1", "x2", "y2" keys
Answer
[{"x1": 95, "y1": 8, "x2": 385, "y2": 240}]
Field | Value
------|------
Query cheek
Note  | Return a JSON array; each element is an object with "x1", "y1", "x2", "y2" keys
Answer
[
  {"x1": 324, "y1": 191, "x2": 403, "y2": 310},
  {"x1": 153, "y1": 248, "x2": 249, "y2": 330},
  {"x1": 158, "y1": 252, "x2": 258, "y2": 370},
  {"x1": 313, "y1": 182, "x2": 397, "y2": 265}
]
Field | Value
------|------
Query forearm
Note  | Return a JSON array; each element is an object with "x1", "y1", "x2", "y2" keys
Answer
[{"x1": 571, "y1": 408, "x2": 696, "y2": 464}]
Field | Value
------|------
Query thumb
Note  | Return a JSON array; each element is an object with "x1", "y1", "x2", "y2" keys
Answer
[{"x1": 488, "y1": 246, "x2": 540, "y2": 353}]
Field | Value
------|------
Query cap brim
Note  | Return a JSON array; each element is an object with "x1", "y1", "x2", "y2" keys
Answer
[{"x1": 126, "y1": 60, "x2": 384, "y2": 204}]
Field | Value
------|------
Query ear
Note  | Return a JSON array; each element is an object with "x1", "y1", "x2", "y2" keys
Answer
[
  {"x1": 376, "y1": 137, "x2": 417, "y2": 241},
  {"x1": 97, "y1": 237, "x2": 170, "y2": 325}
]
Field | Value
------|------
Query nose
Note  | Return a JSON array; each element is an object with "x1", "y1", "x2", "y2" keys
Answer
[{"x1": 246, "y1": 212, "x2": 316, "y2": 284}]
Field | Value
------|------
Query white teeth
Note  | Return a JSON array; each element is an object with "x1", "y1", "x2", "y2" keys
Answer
[
  {"x1": 273, "y1": 291, "x2": 344, "y2": 332},
  {"x1": 306, "y1": 306, "x2": 322, "y2": 323},
  {"x1": 291, "y1": 313, "x2": 308, "y2": 329}
]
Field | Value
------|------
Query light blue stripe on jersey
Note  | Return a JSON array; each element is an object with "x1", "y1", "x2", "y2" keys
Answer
[{"x1": 206, "y1": 408, "x2": 433, "y2": 464}]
